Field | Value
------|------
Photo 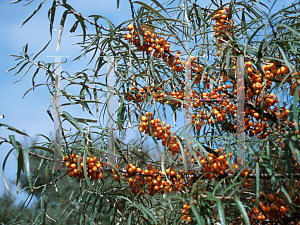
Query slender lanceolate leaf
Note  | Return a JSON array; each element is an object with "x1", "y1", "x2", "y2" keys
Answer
[
  {"x1": 233, "y1": 197, "x2": 250, "y2": 225},
  {"x1": 0, "y1": 123, "x2": 30, "y2": 137},
  {"x1": 56, "y1": 10, "x2": 69, "y2": 51},
  {"x1": 22, "y1": 148, "x2": 33, "y2": 192},
  {"x1": 2, "y1": 148, "x2": 14, "y2": 194},
  {"x1": 61, "y1": 111, "x2": 84, "y2": 134},
  {"x1": 20, "y1": 0, "x2": 46, "y2": 28}
]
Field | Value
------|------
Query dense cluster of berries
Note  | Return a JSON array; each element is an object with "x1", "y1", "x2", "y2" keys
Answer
[
  {"x1": 248, "y1": 192, "x2": 288, "y2": 223},
  {"x1": 64, "y1": 154, "x2": 104, "y2": 180},
  {"x1": 185, "y1": 148, "x2": 234, "y2": 180},
  {"x1": 243, "y1": 60, "x2": 300, "y2": 137},
  {"x1": 126, "y1": 86, "x2": 166, "y2": 103},
  {"x1": 125, "y1": 24, "x2": 209, "y2": 74},
  {"x1": 212, "y1": 6, "x2": 234, "y2": 52},
  {"x1": 123, "y1": 163, "x2": 163, "y2": 196},
  {"x1": 121, "y1": 164, "x2": 197, "y2": 196},
  {"x1": 138, "y1": 112, "x2": 184, "y2": 155}
]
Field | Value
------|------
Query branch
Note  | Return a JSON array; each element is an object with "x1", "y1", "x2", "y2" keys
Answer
[
  {"x1": 0, "y1": 136, "x2": 56, "y2": 162},
  {"x1": 54, "y1": 0, "x2": 125, "y2": 36},
  {"x1": 34, "y1": 172, "x2": 67, "y2": 189},
  {"x1": 21, "y1": 56, "x2": 107, "y2": 92},
  {"x1": 70, "y1": 201, "x2": 97, "y2": 225}
]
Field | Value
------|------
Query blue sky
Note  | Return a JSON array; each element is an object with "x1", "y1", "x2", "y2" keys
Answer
[{"x1": 0, "y1": 0, "x2": 298, "y2": 204}]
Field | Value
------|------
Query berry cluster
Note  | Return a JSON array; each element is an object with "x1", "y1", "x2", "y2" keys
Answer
[
  {"x1": 64, "y1": 154, "x2": 104, "y2": 180},
  {"x1": 249, "y1": 192, "x2": 287, "y2": 223},
  {"x1": 138, "y1": 113, "x2": 183, "y2": 155}
]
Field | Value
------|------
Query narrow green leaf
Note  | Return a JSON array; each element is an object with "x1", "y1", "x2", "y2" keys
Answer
[
  {"x1": 13, "y1": 61, "x2": 29, "y2": 76},
  {"x1": 276, "y1": 40, "x2": 294, "y2": 73},
  {"x1": 61, "y1": 111, "x2": 84, "y2": 134},
  {"x1": 9, "y1": 0, "x2": 22, "y2": 3},
  {"x1": 22, "y1": 83, "x2": 44, "y2": 99},
  {"x1": 56, "y1": 10, "x2": 69, "y2": 51},
  {"x1": 31, "y1": 67, "x2": 40, "y2": 90},
  {"x1": 41, "y1": 192, "x2": 46, "y2": 224},
  {"x1": 127, "y1": 211, "x2": 133, "y2": 225},
  {"x1": 48, "y1": 1, "x2": 56, "y2": 37},
  {"x1": 150, "y1": 0, "x2": 168, "y2": 15},
  {"x1": 2, "y1": 148, "x2": 14, "y2": 194},
  {"x1": 69, "y1": 20, "x2": 79, "y2": 33},
  {"x1": 0, "y1": 123, "x2": 29, "y2": 137},
  {"x1": 284, "y1": 137, "x2": 295, "y2": 186},
  {"x1": 28, "y1": 146, "x2": 54, "y2": 155},
  {"x1": 9, "y1": 135, "x2": 21, "y2": 156},
  {"x1": 33, "y1": 40, "x2": 51, "y2": 61},
  {"x1": 215, "y1": 199, "x2": 226, "y2": 225},
  {"x1": 89, "y1": 15, "x2": 114, "y2": 43},
  {"x1": 278, "y1": 23, "x2": 300, "y2": 38},
  {"x1": 16, "y1": 149, "x2": 24, "y2": 193},
  {"x1": 110, "y1": 207, "x2": 115, "y2": 225},
  {"x1": 14, "y1": 64, "x2": 34, "y2": 84},
  {"x1": 77, "y1": 17, "x2": 86, "y2": 43},
  {"x1": 222, "y1": 181, "x2": 242, "y2": 196},
  {"x1": 189, "y1": 204, "x2": 202, "y2": 225},
  {"x1": 184, "y1": 0, "x2": 190, "y2": 24},
  {"x1": 255, "y1": 161, "x2": 260, "y2": 207},
  {"x1": 135, "y1": 204, "x2": 157, "y2": 224},
  {"x1": 292, "y1": 84, "x2": 300, "y2": 132},
  {"x1": 23, "y1": 148, "x2": 33, "y2": 192},
  {"x1": 6, "y1": 59, "x2": 25, "y2": 73},
  {"x1": 133, "y1": 1, "x2": 165, "y2": 19},
  {"x1": 233, "y1": 197, "x2": 250, "y2": 225},
  {"x1": 20, "y1": 0, "x2": 46, "y2": 28}
]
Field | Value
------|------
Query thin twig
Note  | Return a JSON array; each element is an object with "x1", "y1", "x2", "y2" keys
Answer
[
  {"x1": 70, "y1": 201, "x2": 97, "y2": 225},
  {"x1": 34, "y1": 172, "x2": 68, "y2": 190},
  {"x1": 54, "y1": 0, "x2": 126, "y2": 35},
  {"x1": 0, "y1": 136, "x2": 55, "y2": 161},
  {"x1": 19, "y1": 56, "x2": 107, "y2": 92}
]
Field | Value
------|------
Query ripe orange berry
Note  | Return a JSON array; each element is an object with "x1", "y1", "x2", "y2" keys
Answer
[
  {"x1": 65, "y1": 161, "x2": 71, "y2": 168},
  {"x1": 92, "y1": 166, "x2": 98, "y2": 172},
  {"x1": 127, "y1": 24, "x2": 134, "y2": 30},
  {"x1": 279, "y1": 206, "x2": 286, "y2": 215},
  {"x1": 71, "y1": 163, "x2": 77, "y2": 169},
  {"x1": 114, "y1": 174, "x2": 120, "y2": 181},
  {"x1": 183, "y1": 204, "x2": 190, "y2": 210},
  {"x1": 268, "y1": 194, "x2": 275, "y2": 202},
  {"x1": 170, "y1": 171, "x2": 176, "y2": 176}
]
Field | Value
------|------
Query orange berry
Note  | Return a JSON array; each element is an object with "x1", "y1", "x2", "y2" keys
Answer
[
  {"x1": 65, "y1": 161, "x2": 71, "y2": 168},
  {"x1": 71, "y1": 163, "x2": 77, "y2": 169},
  {"x1": 279, "y1": 206, "x2": 286, "y2": 215},
  {"x1": 127, "y1": 24, "x2": 134, "y2": 30}
]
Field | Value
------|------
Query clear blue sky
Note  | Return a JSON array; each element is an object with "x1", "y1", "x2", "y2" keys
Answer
[{"x1": 0, "y1": 0, "x2": 297, "y2": 203}]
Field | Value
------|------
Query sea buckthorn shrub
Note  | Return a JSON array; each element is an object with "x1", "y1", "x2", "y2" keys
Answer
[{"x1": 3, "y1": 0, "x2": 300, "y2": 224}]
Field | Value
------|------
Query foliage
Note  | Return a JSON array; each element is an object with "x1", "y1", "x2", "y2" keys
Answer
[{"x1": 2, "y1": 0, "x2": 300, "y2": 224}]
